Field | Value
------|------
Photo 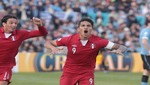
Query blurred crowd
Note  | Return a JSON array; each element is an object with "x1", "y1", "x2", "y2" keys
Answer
[{"x1": 0, "y1": 0, "x2": 149, "y2": 53}]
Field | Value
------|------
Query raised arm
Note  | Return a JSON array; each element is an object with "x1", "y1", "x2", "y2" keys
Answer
[
  {"x1": 45, "y1": 40, "x2": 57, "y2": 48},
  {"x1": 111, "y1": 43, "x2": 127, "y2": 54},
  {"x1": 45, "y1": 35, "x2": 71, "y2": 54},
  {"x1": 105, "y1": 41, "x2": 128, "y2": 56},
  {"x1": 22, "y1": 17, "x2": 48, "y2": 39},
  {"x1": 45, "y1": 40, "x2": 61, "y2": 54},
  {"x1": 32, "y1": 17, "x2": 48, "y2": 35}
]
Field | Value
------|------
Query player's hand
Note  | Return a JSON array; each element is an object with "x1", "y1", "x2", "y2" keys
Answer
[
  {"x1": 32, "y1": 17, "x2": 43, "y2": 26},
  {"x1": 45, "y1": 41, "x2": 64, "y2": 54},
  {"x1": 45, "y1": 46, "x2": 63, "y2": 54},
  {"x1": 111, "y1": 50, "x2": 125, "y2": 56}
]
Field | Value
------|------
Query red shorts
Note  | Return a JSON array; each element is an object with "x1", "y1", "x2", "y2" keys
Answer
[
  {"x1": 0, "y1": 67, "x2": 12, "y2": 84},
  {"x1": 60, "y1": 72, "x2": 94, "y2": 85}
]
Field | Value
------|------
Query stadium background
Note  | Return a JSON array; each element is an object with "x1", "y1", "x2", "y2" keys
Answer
[
  {"x1": 0, "y1": 0, "x2": 147, "y2": 73},
  {"x1": 0, "y1": 0, "x2": 149, "y2": 85},
  {"x1": 0, "y1": 0, "x2": 148, "y2": 72},
  {"x1": 12, "y1": 52, "x2": 143, "y2": 73}
]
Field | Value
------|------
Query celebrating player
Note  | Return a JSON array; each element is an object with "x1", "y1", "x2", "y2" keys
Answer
[
  {"x1": 0, "y1": 14, "x2": 48, "y2": 85},
  {"x1": 45, "y1": 18, "x2": 127, "y2": 85}
]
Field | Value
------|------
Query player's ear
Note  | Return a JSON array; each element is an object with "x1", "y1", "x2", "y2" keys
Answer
[
  {"x1": 76, "y1": 28, "x2": 80, "y2": 33},
  {"x1": 2, "y1": 22, "x2": 6, "y2": 27}
]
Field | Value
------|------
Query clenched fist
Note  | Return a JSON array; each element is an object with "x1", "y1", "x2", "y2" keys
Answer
[{"x1": 32, "y1": 17, "x2": 43, "y2": 26}]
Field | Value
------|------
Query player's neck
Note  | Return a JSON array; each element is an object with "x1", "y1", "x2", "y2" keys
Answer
[
  {"x1": 4, "y1": 28, "x2": 12, "y2": 33},
  {"x1": 79, "y1": 35, "x2": 90, "y2": 40}
]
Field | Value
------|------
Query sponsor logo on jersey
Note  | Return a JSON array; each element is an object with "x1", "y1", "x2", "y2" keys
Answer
[{"x1": 72, "y1": 45, "x2": 77, "y2": 47}]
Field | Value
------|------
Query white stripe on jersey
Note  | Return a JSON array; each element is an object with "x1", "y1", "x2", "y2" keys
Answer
[
  {"x1": 7, "y1": 73, "x2": 9, "y2": 79},
  {"x1": 105, "y1": 41, "x2": 114, "y2": 49},
  {"x1": 3, "y1": 72, "x2": 7, "y2": 80}
]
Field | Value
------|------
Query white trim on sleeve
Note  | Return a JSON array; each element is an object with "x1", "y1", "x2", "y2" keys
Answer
[{"x1": 105, "y1": 41, "x2": 114, "y2": 49}]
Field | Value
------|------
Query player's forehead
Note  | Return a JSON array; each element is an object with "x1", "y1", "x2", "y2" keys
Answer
[
  {"x1": 80, "y1": 21, "x2": 92, "y2": 25},
  {"x1": 1, "y1": 15, "x2": 18, "y2": 23},
  {"x1": 80, "y1": 21, "x2": 92, "y2": 26},
  {"x1": 78, "y1": 18, "x2": 94, "y2": 27},
  {"x1": 7, "y1": 18, "x2": 18, "y2": 23}
]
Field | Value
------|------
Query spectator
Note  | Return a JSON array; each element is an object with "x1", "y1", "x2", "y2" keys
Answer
[{"x1": 0, "y1": 0, "x2": 147, "y2": 53}]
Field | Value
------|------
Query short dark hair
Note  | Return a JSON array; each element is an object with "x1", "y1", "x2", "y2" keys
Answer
[
  {"x1": 78, "y1": 18, "x2": 94, "y2": 27},
  {"x1": 1, "y1": 14, "x2": 17, "y2": 23}
]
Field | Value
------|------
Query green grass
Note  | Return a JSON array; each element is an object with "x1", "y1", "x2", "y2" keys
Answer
[{"x1": 11, "y1": 71, "x2": 144, "y2": 85}]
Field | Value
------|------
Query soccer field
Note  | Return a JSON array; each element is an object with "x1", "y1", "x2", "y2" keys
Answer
[{"x1": 11, "y1": 71, "x2": 143, "y2": 85}]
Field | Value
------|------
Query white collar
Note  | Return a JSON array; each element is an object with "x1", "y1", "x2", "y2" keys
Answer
[
  {"x1": 4, "y1": 33, "x2": 12, "y2": 38},
  {"x1": 80, "y1": 40, "x2": 88, "y2": 46}
]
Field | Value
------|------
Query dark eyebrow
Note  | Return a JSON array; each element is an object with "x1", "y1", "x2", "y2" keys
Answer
[
  {"x1": 87, "y1": 24, "x2": 91, "y2": 26},
  {"x1": 80, "y1": 24, "x2": 92, "y2": 26}
]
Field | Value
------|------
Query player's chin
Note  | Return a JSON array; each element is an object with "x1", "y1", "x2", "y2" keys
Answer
[
  {"x1": 9, "y1": 29, "x2": 15, "y2": 33},
  {"x1": 83, "y1": 34, "x2": 90, "y2": 38}
]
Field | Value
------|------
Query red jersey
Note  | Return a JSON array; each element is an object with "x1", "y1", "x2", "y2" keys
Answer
[
  {"x1": 0, "y1": 26, "x2": 48, "y2": 67},
  {"x1": 56, "y1": 34, "x2": 109, "y2": 74}
]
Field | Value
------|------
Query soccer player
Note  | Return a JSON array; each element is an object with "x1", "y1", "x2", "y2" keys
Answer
[
  {"x1": 0, "y1": 14, "x2": 48, "y2": 85},
  {"x1": 139, "y1": 19, "x2": 150, "y2": 85},
  {"x1": 45, "y1": 18, "x2": 127, "y2": 85}
]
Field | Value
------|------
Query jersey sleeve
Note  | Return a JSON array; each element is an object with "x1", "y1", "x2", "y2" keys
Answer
[
  {"x1": 98, "y1": 38, "x2": 109, "y2": 48},
  {"x1": 105, "y1": 41, "x2": 114, "y2": 49},
  {"x1": 21, "y1": 26, "x2": 48, "y2": 40},
  {"x1": 56, "y1": 36, "x2": 70, "y2": 46}
]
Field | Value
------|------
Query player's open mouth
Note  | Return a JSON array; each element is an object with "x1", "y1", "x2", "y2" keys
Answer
[{"x1": 84, "y1": 30, "x2": 88, "y2": 33}]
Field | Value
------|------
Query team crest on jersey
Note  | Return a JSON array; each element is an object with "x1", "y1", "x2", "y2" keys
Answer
[{"x1": 91, "y1": 43, "x2": 95, "y2": 49}]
